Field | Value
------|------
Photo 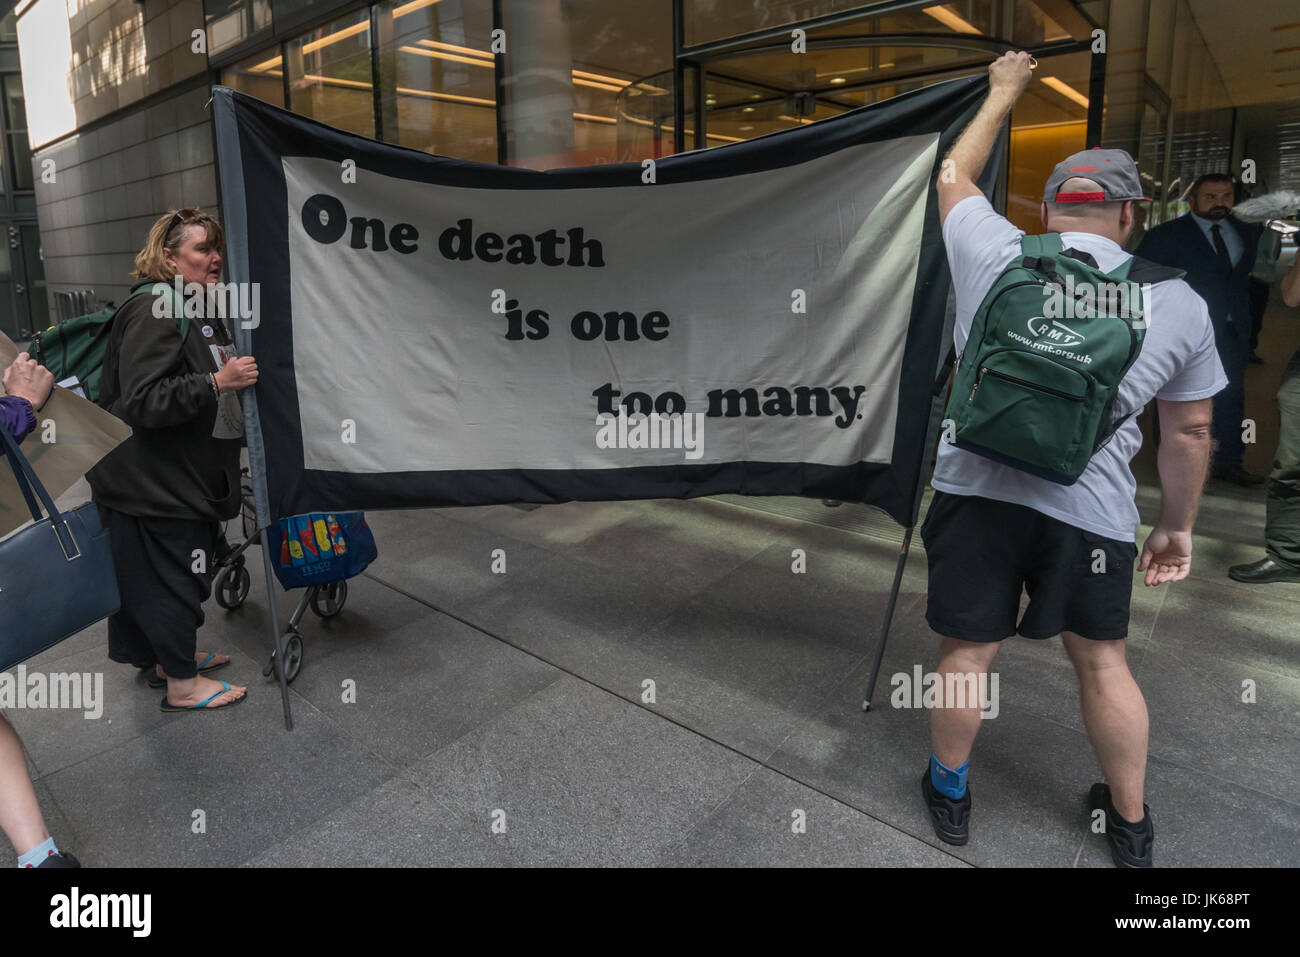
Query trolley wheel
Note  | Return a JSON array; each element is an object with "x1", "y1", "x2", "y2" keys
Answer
[
  {"x1": 310, "y1": 580, "x2": 348, "y2": 619},
  {"x1": 214, "y1": 564, "x2": 251, "y2": 610},
  {"x1": 263, "y1": 630, "x2": 304, "y2": 684}
]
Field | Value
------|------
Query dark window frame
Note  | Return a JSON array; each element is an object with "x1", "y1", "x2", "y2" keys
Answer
[
  {"x1": 212, "y1": 0, "x2": 1106, "y2": 167},
  {"x1": 205, "y1": 0, "x2": 373, "y2": 70}
]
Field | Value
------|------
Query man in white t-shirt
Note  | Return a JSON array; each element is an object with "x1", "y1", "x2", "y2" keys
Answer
[{"x1": 919, "y1": 52, "x2": 1226, "y2": 867}]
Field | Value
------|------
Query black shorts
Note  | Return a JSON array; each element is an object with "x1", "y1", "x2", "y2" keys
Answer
[{"x1": 920, "y1": 490, "x2": 1137, "y2": 643}]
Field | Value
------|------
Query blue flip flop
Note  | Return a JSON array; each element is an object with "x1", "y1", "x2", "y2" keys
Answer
[
  {"x1": 160, "y1": 680, "x2": 246, "y2": 712},
  {"x1": 146, "y1": 652, "x2": 230, "y2": 689}
]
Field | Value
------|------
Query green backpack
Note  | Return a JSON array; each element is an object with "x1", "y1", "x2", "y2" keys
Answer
[
  {"x1": 946, "y1": 233, "x2": 1183, "y2": 485},
  {"x1": 29, "y1": 282, "x2": 187, "y2": 406}
]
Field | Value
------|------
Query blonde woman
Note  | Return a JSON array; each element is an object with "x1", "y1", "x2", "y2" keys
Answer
[{"x1": 88, "y1": 208, "x2": 258, "y2": 711}]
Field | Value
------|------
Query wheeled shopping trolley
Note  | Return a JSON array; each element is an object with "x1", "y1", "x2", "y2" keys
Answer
[{"x1": 210, "y1": 469, "x2": 375, "y2": 684}]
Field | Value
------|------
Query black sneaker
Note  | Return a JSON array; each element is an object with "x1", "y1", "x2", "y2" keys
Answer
[
  {"x1": 1090, "y1": 783, "x2": 1153, "y2": 868},
  {"x1": 35, "y1": 851, "x2": 81, "y2": 868},
  {"x1": 921, "y1": 769, "x2": 970, "y2": 846}
]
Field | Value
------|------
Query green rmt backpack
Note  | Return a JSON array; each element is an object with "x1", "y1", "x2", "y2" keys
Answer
[
  {"x1": 29, "y1": 281, "x2": 187, "y2": 407},
  {"x1": 946, "y1": 233, "x2": 1183, "y2": 485}
]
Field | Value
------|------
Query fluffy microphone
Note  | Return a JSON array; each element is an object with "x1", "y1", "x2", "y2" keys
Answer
[{"x1": 1233, "y1": 190, "x2": 1300, "y2": 223}]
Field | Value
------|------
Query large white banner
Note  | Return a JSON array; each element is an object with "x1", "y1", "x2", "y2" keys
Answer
[{"x1": 212, "y1": 76, "x2": 988, "y2": 525}]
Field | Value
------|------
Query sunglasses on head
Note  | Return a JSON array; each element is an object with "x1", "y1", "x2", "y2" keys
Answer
[{"x1": 168, "y1": 208, "x2": 199, "y2": 234}]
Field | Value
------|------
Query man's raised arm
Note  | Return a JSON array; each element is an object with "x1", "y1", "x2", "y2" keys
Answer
[{"x1": 937, "y1": 51, "x2": 1034, "y2": 226}]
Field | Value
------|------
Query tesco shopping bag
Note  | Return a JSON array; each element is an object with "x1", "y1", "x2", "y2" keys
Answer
[{"x1": 267, "y1": 512, "x2": 377, "y2": 590}]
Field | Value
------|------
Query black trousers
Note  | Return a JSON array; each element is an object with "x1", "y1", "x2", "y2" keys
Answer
[
  {"x1": 97, "y1": 504, "x2": 219, "y2": 679},
  {"x1": 1267, "y1": 350, "x2": 1300, "y2": 567},
  {"x1": 1249, "y1": 277, "x2": 1269, "y2": 354}
]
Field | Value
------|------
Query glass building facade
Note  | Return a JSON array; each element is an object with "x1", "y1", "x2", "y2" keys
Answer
[
  {"x1": 207, "y1": 0, "x2": 1244, "y2": 232},
  {"x1": 11, "y1": 0, "x2": 1266, "y2": 327}
]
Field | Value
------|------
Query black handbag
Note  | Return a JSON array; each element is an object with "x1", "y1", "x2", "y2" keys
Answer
[{"x1": 0, "y1": 423, "x2": 120, "y2": 672}]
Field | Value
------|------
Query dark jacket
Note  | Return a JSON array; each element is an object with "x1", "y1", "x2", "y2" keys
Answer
[
  {"x1": 86, "y1": 287, "x2": 241, "y2": 520},
  {"x1": 1136, "y1": 214, "x2": 1263, "y2": 338}
]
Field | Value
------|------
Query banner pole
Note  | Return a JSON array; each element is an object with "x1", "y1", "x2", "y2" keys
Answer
[
  {"x1": 257, "y1": 527, "x2": 294, "y2": 731},
  {"x1": 861, "y1": 121, "x2": 1004, "y2": 712},
  {"x1": 862, "y1": 287, "x2": 959, "y2": 712},
  {"x1": 211, "y1": 86, "x2": 294, "y2": 730},
  {"x1": 862, "y1": 524, "x2": 915, "y2": 711}
]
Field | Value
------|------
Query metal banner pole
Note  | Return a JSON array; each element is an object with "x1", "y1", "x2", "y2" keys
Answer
[
  {"x1": 863, "y1": 287, "x2": 958, "y2": 712},
  {"x1": 861, "y1": 122, "x2": 1005, "y2": 712},
  {"x1": 211, "y1": 87, "x2": 294, "y2": 730}
]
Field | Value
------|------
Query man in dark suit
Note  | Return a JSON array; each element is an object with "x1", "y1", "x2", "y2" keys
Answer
[
  {"x1": 1230, "y1": 250, "x2": 1300, "y2": 583},
  {"x1": 1138, "y1": 173, "x2": 1265, "y2": 485}
]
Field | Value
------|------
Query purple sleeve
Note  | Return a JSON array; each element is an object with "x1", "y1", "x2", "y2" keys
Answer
[{"x1": 0, "y1": 395, "x2": 36, "y2": 447}]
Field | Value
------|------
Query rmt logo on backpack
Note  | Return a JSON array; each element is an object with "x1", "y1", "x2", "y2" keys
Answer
[
  {"x1": 946, "y1": 232, "x2": 1184, "y2": 485},
  {"x1": 1005, "y1": 316, "x2": 1093, "y2": 365},
  {"x1": 1027, "y1": 317, "x2": 1085, "y2": 347}
]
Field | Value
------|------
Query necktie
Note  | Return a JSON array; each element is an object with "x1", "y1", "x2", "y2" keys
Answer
[{"x1": 1211, "y1": 224, "x2": 1232, "y2": 273}]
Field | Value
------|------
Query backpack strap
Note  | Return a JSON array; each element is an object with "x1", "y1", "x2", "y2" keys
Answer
[
  {"x1": 1060, "y1": 247, "x2": 1099, "y2": 267},
  {"x1": 1020, "y1": 233, "x2": 1063, "y2": 259},
  {"x1": 123, "y1": 281, "x2": 190, "y2": 341},
  {"x1": 99, "y1": 281, "x2": 194, "y2": 410},
  {"x1": 1091, "y1": 255, "x2": 1181, "y2": 449},
  {"x1": 1125, "y1": 255, "x2": 1185, "y2": 285},
  {"x1": 1019, "y1": 233, "x2": 1067, "y2": 284}
]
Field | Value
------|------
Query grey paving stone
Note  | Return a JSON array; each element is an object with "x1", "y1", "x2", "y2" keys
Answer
[
  {"x1": 15, "y1": 472, "x2": 1292, "y2": 868},
  {"x1": 407, "y1": 676, "x2": 758, "y2": 866},
  {"x1": 414, "y1": 498, "x2": 655, "y2": 551},
  {"x1": 1076, "y1": 754, "x2": 1300, "y2": 868},
  {"x1": 713, "y1": 494, "x2": 915, "y2": 546},
  {"x1": 577, "y1": 564, "x2": 882, "y2": 757},
  {"x1": 768, "y1": 642, "x2": 1121, "y2": 867},
  {"x1": 4, "y1": 640, "x2": 220, "y2": 777},
  {"x1": 364, "y1": 514, "x2": 714, "y2": 672},
  {"x1": 364, "y1": 505, "x2": 528, "y2": 564},
  {"x1": 244, "y1": 774, "x2": 517, "y2": 867},
  {"x1": 195, "y1": 551, "x2": 452, "y2": 690},
  {"x1": 361, "y1": 508, "x2": 575, "y2": 622},
  {"x1": 258, "y1": 601, "x2": 565, "y2": 769},
  {"x1": 585, "y1": 645, "x2": 865, "y2": 762},
  {"x1": 1147, "y1": 577, "x2": 1300, "y2": 678},
  {"x1": 694, "y1": 535, "x2": 927, "y2": 653},
  {"x1": 658, "y1": 766, "x2": 967, "y2": 867},
  {"x1": 556, "y1": 497, "x2": 787, "y2": 588},
  {"x1": 38, "y1": 688, "x2": 393, "y2": 867},
  {"x1": 1131, "y1": 641, "x2": 1300, "y2": 799}
]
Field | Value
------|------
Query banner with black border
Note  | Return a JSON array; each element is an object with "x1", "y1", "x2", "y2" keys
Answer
[{"x1": 212, "y1": 76, "x2": 988, "y2": 526}]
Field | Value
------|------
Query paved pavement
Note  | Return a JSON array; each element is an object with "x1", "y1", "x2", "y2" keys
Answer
[
  {"x1": 6, "y1": 470, "x2": 1295, "y2": 868},
  {"x1": 6, "y1": 296, "x2": 1299, "y2": 868}
]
